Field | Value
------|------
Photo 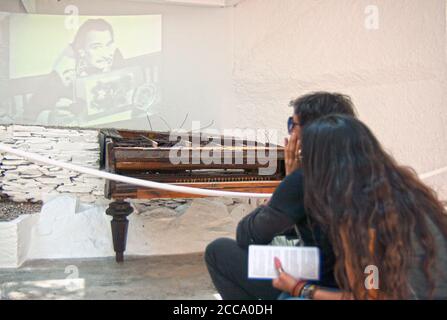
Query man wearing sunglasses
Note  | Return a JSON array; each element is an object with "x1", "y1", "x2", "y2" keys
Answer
[{"x1": 205, "y1": 92, "x2": 357, "y2": 300}]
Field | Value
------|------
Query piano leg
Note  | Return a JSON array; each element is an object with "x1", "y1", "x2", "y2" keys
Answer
[{"x1": 106, "y1": 200, "x2": 133, "y2": 263}]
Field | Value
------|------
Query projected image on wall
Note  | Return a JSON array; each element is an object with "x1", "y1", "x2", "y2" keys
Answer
[{"x1": 0, "y1": 13, "x2": 162, "y2": 128}]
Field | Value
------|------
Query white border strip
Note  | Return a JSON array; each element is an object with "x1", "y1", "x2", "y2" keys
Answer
[{"x1": 0, "y1": 144, "x2": 272, "y2": 199}]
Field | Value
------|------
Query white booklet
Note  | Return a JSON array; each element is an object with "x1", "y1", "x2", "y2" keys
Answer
[{"x1": 248, "y1": 245, "x2": 320, "y2": 280}]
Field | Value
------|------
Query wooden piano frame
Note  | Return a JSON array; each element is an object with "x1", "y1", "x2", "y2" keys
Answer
[{"x1": 100, "y1": 129, "x2": 285, "y2": 262}]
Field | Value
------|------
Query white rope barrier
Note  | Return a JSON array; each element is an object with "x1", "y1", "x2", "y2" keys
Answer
[
  {"x1": 419, "y1": 166, "x2": 447, "y2": 180},
  {"x1": 0, "y1": 143, "x2": 444, "y2": 200},
  {"x1": 0, "y1": 144, "x2": 272, "y2": 199}
]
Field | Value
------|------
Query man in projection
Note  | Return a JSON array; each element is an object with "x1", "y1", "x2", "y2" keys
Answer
[
  {"x1": 71, "y1": 18, "x2": 124, "y2": 76},
  {"x1": 27, "y1": 19, "x2": 124, "y2": 125}
]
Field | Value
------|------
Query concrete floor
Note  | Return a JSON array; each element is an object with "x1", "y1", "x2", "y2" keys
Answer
[{"x1": 0, "y1": 253, "x2": 219, "y2": 300}]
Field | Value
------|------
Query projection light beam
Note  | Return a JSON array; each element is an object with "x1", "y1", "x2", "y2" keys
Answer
[{"x1": 0, "y1": 144, "x2": 272, "y2": 199}]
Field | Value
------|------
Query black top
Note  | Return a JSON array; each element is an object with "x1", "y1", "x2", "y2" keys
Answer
[
  {"x1": 237, "y1": 169, "x2": 447, "y2": 298},
  {"x1": 236, "y1": 169, "x2": 337, "y2": 288}
]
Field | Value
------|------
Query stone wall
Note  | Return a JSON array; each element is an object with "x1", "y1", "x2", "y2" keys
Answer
[{"x1": 0, "y1": 125, "x2": 104, "y2": 203}]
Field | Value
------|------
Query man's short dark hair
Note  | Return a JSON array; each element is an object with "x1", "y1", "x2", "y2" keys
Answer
[
  {"x1": 290, "y1": 92, "x2": 356, "y2": 127},
  {"x1": 72, "y1": 19, "x2": 114, "y2": 52}
]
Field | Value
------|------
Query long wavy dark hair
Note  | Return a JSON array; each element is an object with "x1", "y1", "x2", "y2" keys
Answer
[{"x1": 301, "y1": 115, "x2": 447, "y2": 299}]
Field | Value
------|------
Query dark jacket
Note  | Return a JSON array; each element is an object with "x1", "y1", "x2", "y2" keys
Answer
[{"x1": 236, "y1": 169, "x2": 337, "y2": 288}]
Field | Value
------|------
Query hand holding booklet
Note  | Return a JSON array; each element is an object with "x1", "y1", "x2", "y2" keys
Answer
[{"x1": 248, "y1": 245, "x2": 320, "y2": 280}]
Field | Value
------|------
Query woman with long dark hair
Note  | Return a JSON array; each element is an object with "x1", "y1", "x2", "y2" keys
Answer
[{"x1": 273, "y1": 115, "x2": 447, "y2": 299}]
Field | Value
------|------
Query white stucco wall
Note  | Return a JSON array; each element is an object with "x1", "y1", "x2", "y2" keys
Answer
[
  {"x1": 0, "y1": 214, "x2": 38, "y2": 268},
  {"x1": 223, "y1": 0, "x2": 447, "y2": 198}
]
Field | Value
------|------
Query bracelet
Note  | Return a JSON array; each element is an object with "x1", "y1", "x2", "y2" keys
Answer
[
  {"x1": 300, "y1": 284, "x2": 317, "y2": 300},
  {"x1": 291, "y1": 280, "x2": 307, "y2": 297}
]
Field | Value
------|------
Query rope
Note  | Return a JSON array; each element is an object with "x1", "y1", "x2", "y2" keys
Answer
[
  {"x1": 1, "y1": 143, "x2": 443, "y2": 199},
  {"x1": 0, "y1": 144, "x2": 272, "y2": 199}
]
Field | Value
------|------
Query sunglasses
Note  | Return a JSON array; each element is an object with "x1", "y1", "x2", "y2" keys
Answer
[{"x1": 287, "y1": 117, "x2": 299, "y2": 134}]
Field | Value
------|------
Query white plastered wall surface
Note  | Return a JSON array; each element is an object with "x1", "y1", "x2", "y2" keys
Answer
[{"x1": 223, "y1": 0, "x2": 447, "y2": 199}]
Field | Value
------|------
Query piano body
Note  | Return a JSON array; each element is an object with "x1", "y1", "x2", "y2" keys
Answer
[{"x1": 100, "y1": 128, "x2": 285, "y2": 262}]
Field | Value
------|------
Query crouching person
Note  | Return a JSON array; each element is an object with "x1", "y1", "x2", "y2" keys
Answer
[{"x1": 205, "y1": 92, "x2": 357, "y2": 300}]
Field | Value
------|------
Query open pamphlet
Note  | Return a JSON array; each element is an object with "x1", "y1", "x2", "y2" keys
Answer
[{"x1": 248, "y1": 245, "x2": 320, "y2": 280}]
